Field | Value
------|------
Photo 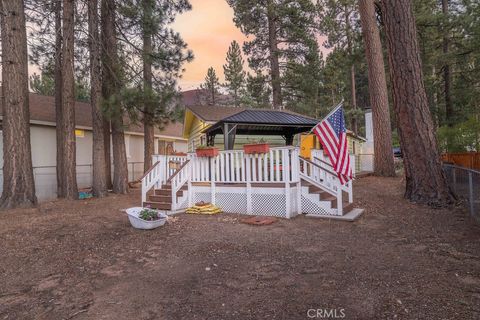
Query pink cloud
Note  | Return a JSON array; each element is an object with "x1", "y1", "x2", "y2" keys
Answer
[{"x1": 173, "y1": 0, "x2": 248, "y2": 89}]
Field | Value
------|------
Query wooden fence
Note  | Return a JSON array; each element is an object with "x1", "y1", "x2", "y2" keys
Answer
[{"x1": 441, "y1": 152, "x2": 480, "y2": 171}]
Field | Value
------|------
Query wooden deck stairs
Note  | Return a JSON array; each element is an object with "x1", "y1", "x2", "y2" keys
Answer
[{"x1": 143, "y1": 184, "x2": 188, "y2": 211}]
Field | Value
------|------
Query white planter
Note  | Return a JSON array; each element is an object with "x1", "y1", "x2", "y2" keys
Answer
[{"x1": 126, "y1": 207, "x2": 167, "y2": 230}]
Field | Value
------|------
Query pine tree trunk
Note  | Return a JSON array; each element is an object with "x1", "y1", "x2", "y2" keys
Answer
[
  {"x1": 350, "y1": 64, "x2": 357, "y2": 132},
  {"x1": 101, "y1": 0, "x2": 129, "y2": 194},
  {"x1": 143, "y1": 0, "x2": 154, "y2": 172},
  {"x1": 88, "y1": 0, "x2": 107, "y2": 197},
  {"x1": 359, "y1": 0, "x2": 395, "y2": 177},
  {"x1": 345, "y1": 6, "x2": 357, "y2": 133},
  {"x1": 380, "y1": 0, "x2": 454, "y2": 206},
  {"x1": 442, "y1": 0, "x2": 453, "y2": 126},
  {"x1": 0, "y1": 0, "x2": 37, "y2": 208},
  {"x1": 267, "y1": 0, "x2": 282, "y2": 109},
  {"x1": 101, "y1": 0, "x2": 112, "y2": 190},
  {"x1": 60, "y1": 0, "x2": 78, "y2": 199},
  {"x1": 104, "y1": 119, "x2": 112, "y2": 189},
  {"x1": 112, "y1": 119, "x2": 129, "y2": 194},
  {"x1": 54, "y1": 0, "x2": 64, "y2": 197}
]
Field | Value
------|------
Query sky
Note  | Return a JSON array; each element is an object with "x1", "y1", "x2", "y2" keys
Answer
[
  {"x1": 172, "y1": 0, "x2": 248, "y2": 90},
  {"x1": 26, "y1": 0, "x2": 328, "y2": 92}
]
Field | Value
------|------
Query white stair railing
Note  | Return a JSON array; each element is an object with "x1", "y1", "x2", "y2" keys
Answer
[
  {"x1": 141, "y1": 160, "x2": 163, "y2": 203},
  {"x1": 311, "y1": 154, "x2": 354, "y2": 203},
  {"x1": 299, "y1": 155, "x2": 354, "y2": 216},
  {"x1": 168, "y1": 160, "x2": 191, "y2": 211}
]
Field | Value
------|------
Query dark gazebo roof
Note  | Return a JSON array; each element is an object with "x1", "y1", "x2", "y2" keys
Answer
[{"x1": 202, "y1": 109, "x2": 318, "y2": 136}]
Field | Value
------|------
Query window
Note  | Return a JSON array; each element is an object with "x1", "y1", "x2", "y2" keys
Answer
[
  {"x1": 75, "y1": 129, "x2": 85, "y2": 138},
  {"x1": 124, "y1": 135, "x2": 131, "y2": 158},
  {"x1": 158, "y1": 140, "x2": 166, "y2": 155},
  {"x1": 200, "y1": 134, "x2": 206, "y2": 146},
  {"x1": 190, "y1": 139, "x2": 196, "y2": 152}
]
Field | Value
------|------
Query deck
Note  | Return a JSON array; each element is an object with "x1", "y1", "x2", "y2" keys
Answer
[{"x1": 141, "y1": 147, "x2": 360, "y2": 219}]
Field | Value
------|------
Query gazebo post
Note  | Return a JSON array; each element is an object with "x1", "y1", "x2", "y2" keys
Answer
[
  {"x1": 223, "y1": 123, "x2": 229, "y2": 150},
  {"x1": 285, "y1": 133, "x2": 294, "y2": 146},
  {"x1": 223, "y1": 123, "x2": 237, "y2": 150}
]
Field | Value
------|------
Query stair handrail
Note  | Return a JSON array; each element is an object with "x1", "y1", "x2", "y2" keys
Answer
[
  {"x1": 141, "y1": 161, "x2": 163, "y2": 203},
  {"x1": 170, "y1": 160, "x2": 191, "y2": 211},
  {"x1": 302, "y1": 156, "x2": 337, "y2": 176},
  {"x1": 313, "y1": 155, "x2": 354, "y2": 203},
  {"x1": 167, "y1": 159, "x2": 190, "y2": 183}
]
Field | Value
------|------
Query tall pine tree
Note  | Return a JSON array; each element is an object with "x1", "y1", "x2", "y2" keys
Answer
[
  {"x1": 245, "y1": 71, "x2": 271, "y2": 108},
  {"x1": 201, "y1": 67, "x2": 220, "y2": 105},
  {"x1": 88, "y1": 0, "x2": 108, "y2": 197},
  {"x1": 318, "y1": 0, "x2": 361, "y2": 132},
  {"x1": 0, "y1": 0, "x2": 37, "y2": 208},
  {"x1": 227, "y1": 0, "x2": 316, "y2": 109},
  {"x1": 116, "y1": 0, "x2": 193, "y2": 171},
  {"x1": 223, "y1": 40, "x2": 246, "y2": 107},
  {"x1": 358, "y1": 0, "x2": 395, "y2": 177},
  {"x1": 60, "y1": 0, "x2": 78, "y2": 199},
  {"x1": 380, "y1": 0, "x2": 454, "y2": 206}
]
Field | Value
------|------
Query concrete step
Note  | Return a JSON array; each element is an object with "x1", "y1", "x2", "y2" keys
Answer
[
  {"x1": 143, "y1": 201, "x2": 172, "y2": 210},
  {"x1": 306, "y1": 208, "x2": 364, "y2": 221},
  {"x1": 343, "y1": 202, "x2": 355, "y2": 213}
]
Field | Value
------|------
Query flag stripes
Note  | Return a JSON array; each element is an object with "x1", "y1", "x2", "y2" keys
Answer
[{"x1": 312, "y1": 105, "x2": 352, "y2": 185}]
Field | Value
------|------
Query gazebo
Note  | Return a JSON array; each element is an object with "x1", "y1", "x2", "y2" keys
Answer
[{"x1": 201, "y1": 109, "x2": 319, "y2": 150}]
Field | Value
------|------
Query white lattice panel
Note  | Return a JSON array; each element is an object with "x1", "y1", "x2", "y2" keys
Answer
[
  {"x1": 193, "y1": 192, "x2": 211, "y2": 204},
  {"x1": 252, "y1": 194, "x2": 287, "y2": 218},
  {"x1": 301, "y1": 195, "x2": 338, "y2": 216},
  {"x1": 215, "y1": 192, "x2": 248, "y2": 214},
  {"x1": 178, "y1": 196, "x2": 188, "y2": 210},
  {"x1": 290, "y1": 188, "x2": 298, "y2": 217}
]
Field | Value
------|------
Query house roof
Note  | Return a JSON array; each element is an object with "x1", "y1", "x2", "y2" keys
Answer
[
  {"x1": 186, "y1": 105, "x2": 245, "y2": 122},
  {"x1": 219, "y1": 109, "x2": 318, "y2": 126},
  {"x1": 203, "y1": 109, "x2": 319, "y2": 137},
  {"x1": 0, "y1": 92, "x2": 185, "y2": 139}
]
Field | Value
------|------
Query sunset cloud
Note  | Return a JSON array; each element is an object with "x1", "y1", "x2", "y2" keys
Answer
[{"x1": 173, "y1": 0, "x2": 248, "y2": 89}]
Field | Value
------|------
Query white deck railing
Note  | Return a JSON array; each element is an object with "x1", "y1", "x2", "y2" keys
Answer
[
  {"x1": 186, "y1": 146, "x2": 300, "y2": 184},
  {"x1": 144, "y1": 147, "x2": 353, "y2": 216}
]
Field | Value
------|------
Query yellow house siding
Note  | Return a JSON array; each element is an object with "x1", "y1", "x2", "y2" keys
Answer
[{"x1": 187, "y1": 117, "x2": 211, "y2": 152}]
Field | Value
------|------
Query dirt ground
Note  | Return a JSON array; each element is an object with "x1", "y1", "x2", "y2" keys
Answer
[{"x1": 1, "y1": 176, "x2": 479, "y2": 320}]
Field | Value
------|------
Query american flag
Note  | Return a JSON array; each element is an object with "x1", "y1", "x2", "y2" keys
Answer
[{"x1": 312, "y1": 105, "x2": 352, "y2": 185}]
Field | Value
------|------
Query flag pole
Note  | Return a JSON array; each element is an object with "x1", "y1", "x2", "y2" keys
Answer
[
  {"x1": 322, "y1": 99, "x2": 344, "y2": 122},
  {"x1": 305, "y1": 99, "x2": 344, "y2": 135}
]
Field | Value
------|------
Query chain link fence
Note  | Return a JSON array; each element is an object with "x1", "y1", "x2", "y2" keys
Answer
[
  {"x1": 443, "y1": 164, "x2": 480, "y2": 222},
  {"x1": 0, "y1": 162, "x2": 144, "y2": 201}
]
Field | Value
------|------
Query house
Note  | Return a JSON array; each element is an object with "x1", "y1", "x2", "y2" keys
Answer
[
  {"x1": 0, "y1": 92, "x2": 187, "y2": 200},
  {"x1": 139, "y1": 105, "x2": 364, "y2": 220}
]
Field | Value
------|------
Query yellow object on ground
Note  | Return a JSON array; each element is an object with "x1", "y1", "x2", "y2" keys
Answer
[{"x1": 186, "y1": 203, "x2": 222, "y2": 215}]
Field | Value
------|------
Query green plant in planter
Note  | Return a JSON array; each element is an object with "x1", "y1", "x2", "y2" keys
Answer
[
  {"x1": 196, "y1": 144, "x2": 210, "y2": 149},
  {"x1": 139, "y1": 208, "x2": 160, "y2": 221}
]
